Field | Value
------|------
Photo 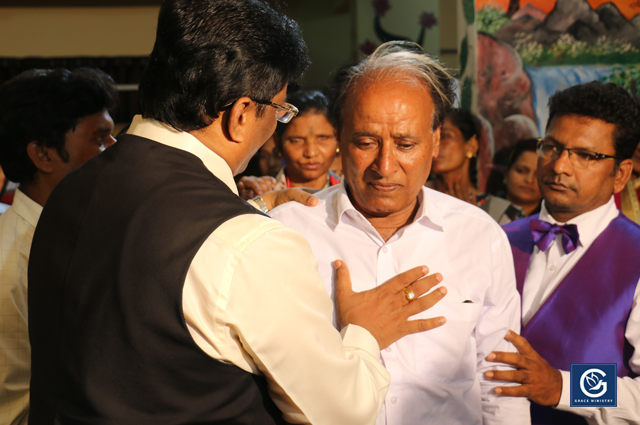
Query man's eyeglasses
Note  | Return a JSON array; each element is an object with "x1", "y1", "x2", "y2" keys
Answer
[
  {"x1": 255, "y1": 100, "x2": 298, "y2": 124},
  {"x1": 223, "y1": 99, "x2": 299, "y2": 124},
  {"x1": 536, "y1": 138, "x2": 617, "y2": 169}
]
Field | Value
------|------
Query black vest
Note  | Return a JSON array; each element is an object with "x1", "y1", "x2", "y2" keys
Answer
[{"x1": 29, "y1": 134, "x2": 288, "y2": 425}]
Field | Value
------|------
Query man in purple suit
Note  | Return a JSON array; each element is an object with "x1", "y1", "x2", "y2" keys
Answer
[{"x1": 485, "y1": 81, "x2": 640, "y2": 425}]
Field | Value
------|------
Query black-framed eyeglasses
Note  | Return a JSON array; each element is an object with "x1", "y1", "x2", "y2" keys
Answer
[
  {"x1": 223, "y1": 99, "x2": 299, "y2": 124},
  {"x1": 536, "y1": 138, "x2": 617, "y2": 169}
]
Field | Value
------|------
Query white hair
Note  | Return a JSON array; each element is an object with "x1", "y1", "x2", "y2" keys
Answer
[{"x1": 331, "y1": 41, "x2": 455, "y2": 132}]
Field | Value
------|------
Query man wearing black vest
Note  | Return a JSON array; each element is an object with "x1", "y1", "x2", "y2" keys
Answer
[
  {"x1": 27, "y1": 1, "x2": 447, "y2": 424},
  {"x1": 485, "y1": 81, "x2": 640, "y2": 425}
]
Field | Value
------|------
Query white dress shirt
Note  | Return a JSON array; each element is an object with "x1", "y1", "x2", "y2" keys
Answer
[
  {"x1": 522, "y1": 198, "x2": 640, "y2": 424},
  {"x1": 127, "y1": 116, "x2": 390, "y2": 425},
  {"x1": 0, "y1": 189, "x2": 42, "y2": 425},
  {"x1": 270, "y1": 183, "x2": 531, "y2": 425}
]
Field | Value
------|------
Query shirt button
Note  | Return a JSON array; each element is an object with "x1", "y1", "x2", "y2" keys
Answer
[
  {"x1": 382, "y1": 246, "x2": 388, "y2": 253},
  {"x1": 385, "y1": 347, "x2": 392, "y2": 353},
  {"x1": 549, "y1": 265, "x2": 556, "y2": 271},
  {"x1": 390, "y1": 396, "x2": 397, "y2": 404}
]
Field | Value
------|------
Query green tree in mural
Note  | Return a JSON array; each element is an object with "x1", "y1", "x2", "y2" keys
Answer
[
  {"x1": 477, "y1": 5, "x2": 510, "y2": 35},
  {"x1": 515, "y1": 34, "x2": 640, "y2": 66},
  {"x1": 602, "y1": 65, "x2": 640, "y2": 100}
]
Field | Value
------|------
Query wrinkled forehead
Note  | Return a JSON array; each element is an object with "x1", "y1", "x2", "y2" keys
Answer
[{"x1": 343, "y1": 73, "x2": 435, "y2": 128}]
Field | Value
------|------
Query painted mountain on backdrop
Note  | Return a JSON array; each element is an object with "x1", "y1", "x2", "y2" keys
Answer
[{"x1": 495, "y1": 0, "x2": 640, "y2": 47}]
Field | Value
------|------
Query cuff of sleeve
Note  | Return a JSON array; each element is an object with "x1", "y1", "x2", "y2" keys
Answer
[
  {"x1": 340, "y1": 324, "x2": 381, "y2": 358},
  {"x1": 556, "y1": 370, "x2": 571, "y2": 409},
  {"x1": 554, "y1": 369, "x2": 597, "y2": 417},
  {"x1": 248, "y1": 196, "x2": 269, "y2": 213}
]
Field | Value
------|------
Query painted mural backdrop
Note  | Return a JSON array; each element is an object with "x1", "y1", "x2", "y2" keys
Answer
[
  {"x1": 357, "y1": 0, "x2": 440, "y2": 57},
  {"x1": 462, "y1": 0, "x2": 640, "y2": 190}
]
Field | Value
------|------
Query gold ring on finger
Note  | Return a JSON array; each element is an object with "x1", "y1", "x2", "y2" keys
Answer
[{"x1": 403, "y1": 287, "x2": 416, "y2": 302}]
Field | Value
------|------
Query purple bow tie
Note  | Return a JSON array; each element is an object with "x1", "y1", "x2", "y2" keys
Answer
[{"x1": 529, "y1": 218, "x2": 580, "y2": 254}]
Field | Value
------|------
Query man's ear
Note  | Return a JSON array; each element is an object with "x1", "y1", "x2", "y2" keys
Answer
[
  {"x1": 226, "y1": 96, "x2": 254, "y2": 144},
  {"x1": 26, "y1": 141, "x2": 55, "y2": 174},
  {"x1": 432, "y1": 126, "x2": 441, "y2": 158},
  {"x1": 613, "y1": 158, "x2": 634, "y2": 194}
]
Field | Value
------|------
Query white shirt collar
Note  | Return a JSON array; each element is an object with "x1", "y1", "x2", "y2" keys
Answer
[
  {"x1": 332, "y1": 182, "x2": 445, "y2": 232},
  {"x1": 12, "y1": 188, "x2": 43, "y2": 228},
  {"x1": 538, "y1": 196, "x2": 618, "y2": 248},
  {"x1": 127, "y1": 115, "x2": 238, "y2": 195}
]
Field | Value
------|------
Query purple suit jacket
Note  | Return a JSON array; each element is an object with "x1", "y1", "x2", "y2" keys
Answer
[{"x1": 503, "y1": 214, "x2": 640, "y2": 425}]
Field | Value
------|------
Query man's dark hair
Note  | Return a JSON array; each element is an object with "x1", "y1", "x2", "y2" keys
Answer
[
  {"x1": 328, "y1": 41, "x2": 455, "y2": 133},
  {"x1": 139, "y1": 0, "x2": 310, "y2": 132},
  {"x1": 0, "y1": 68, "x2": 117, "y2": 184},
  {"x1": 547, "y1": 81, "x2": 640, "y2": 161},
  {"x1": 275, "y1": 90, "x2": 330, "y2": 138}
]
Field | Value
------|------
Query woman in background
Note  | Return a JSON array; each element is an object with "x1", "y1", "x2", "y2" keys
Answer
[
  {"x1": 272, "y1": 90, "x2": 340, "y2": 190},
  {"x1": 502, "y1": 138, "x2": 542, "y2": 218},
  {"x1": 429, "y1": 109, "x2": 480, "y2": 202},
  {"x1": 429, "y1": 109, "x2": 541, "y2": 225},
  {"x1": 257, "y1": 135, "x2": 282, "y2": 177},
  {"x1": 481, "y1": 138, "x2": 542, "y2": 225},
  {"x1": 615, "y1": 141, "x2": 640, "y2": 224},
  {"x1": 238, "y1": 90, "x2": 340, "y2": 198}
]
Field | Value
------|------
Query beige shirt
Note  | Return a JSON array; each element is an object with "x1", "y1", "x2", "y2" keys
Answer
[
  {"x1": 0, "y1": 189, "x2": 42, "y2": 425},
  {"x1": 127, "y1": 116, "x2": 390, "y2": 425}
]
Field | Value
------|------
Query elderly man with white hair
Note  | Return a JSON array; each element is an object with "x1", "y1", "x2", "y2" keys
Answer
[{"x1": 271, "y1": 41, "x2": 530, "y2": 425}]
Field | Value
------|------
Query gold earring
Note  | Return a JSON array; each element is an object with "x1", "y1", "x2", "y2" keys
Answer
[
  {"x1": 336, "y1": 147, "x2": 340, "y2": 153},
  {"x1": 466, "y1": 151, "x2": 474, "y2": 159}
]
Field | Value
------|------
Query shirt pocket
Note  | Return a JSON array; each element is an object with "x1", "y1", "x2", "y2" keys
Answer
[{"x1": 398, "y1": 301, "x2": 482, "y2": 384}]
